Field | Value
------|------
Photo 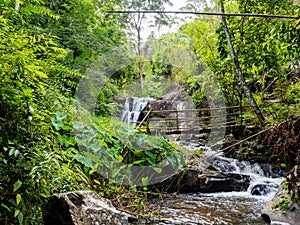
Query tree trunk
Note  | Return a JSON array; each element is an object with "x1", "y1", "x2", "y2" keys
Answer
[
  {"x1": 137, "y1": 28, "x2": 143, "y2": 92},
  {"x1": 137, "y1": 13, "x2": 143, "y2": 92},
  {"x1": 220, "y1": 0, "x2": 265, "y2": 126}
]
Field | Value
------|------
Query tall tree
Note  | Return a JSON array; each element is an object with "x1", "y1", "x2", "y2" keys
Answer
[
  {"x1": 219, "y1": 0, "x2": 265, "y2": 125},
  {"x1": 122, "y1": 0, "x2": 173, "y2": 91}
]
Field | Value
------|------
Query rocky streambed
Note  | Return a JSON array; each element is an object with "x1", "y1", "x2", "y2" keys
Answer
[
  {"x1": 147, "y1": 147, "x2": 285, "y2": 225},
  {"x1": 43, "y1": 145, "x2": 299, "y2": 225}
]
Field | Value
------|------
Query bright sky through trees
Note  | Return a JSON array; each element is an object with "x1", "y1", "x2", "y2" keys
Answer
[{"x1": 141, "y1": 0, "x2": 187, "y2": 39}]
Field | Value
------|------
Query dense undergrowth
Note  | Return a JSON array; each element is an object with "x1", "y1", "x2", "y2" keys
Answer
[{"x1": 0, "y1": 107, "x2": 184, "y2": 224}]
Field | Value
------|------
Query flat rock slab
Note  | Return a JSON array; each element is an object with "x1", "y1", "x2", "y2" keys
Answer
[
  {"x1": 261, "y1": 186, "x2": 300, "y2": 225},
  {"x1": 43, "y1": 191, "x2": 137, "y2": 225}
]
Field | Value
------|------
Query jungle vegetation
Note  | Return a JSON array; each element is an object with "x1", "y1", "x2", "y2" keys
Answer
[{"x1": 0, "y1": 0, "x2": 299, "y2": 224}]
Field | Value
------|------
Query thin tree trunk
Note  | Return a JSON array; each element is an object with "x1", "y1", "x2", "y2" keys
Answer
[
  {"x1": 220, "y1": 0, "x2": 265, "y2": 126},
  {"x1": 137, "y1": 28, "x2": 143, "y2": 92},
  {"x1": 136, "y1": 12, "x2": 143, "y2": 92}
]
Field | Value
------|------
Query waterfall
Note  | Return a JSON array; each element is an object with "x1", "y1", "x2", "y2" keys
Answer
[{"x1": 121, "y1": 97, "x2": 154, "y2": 125}]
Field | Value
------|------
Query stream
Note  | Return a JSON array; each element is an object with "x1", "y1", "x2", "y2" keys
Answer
[
  {"x1": 149, "y1": 150, "x2": 284, "y2": 225},
  {"x1": 120, "y1": 97, "x2": 285, "y2": 225}
]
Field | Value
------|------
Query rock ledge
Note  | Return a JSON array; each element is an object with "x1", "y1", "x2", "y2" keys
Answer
[{"x1": 43, "y1": 191, "x2": 137, "y2": 225}]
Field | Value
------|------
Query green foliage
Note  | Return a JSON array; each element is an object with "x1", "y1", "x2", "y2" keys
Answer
[
  {"x1": 274, "y1": 181, "x2": 299, "y2": 211},
  {"x1": 0, "y1": 112, "x2": 89, "y2": 224},
  {"x1": 0, "y1": 0, "x2": 189, "y2": 224},
  {"x1": 74, "y1": 116, "x2": 185, "y2": 186},
  {"x1": 182, "y1": 0, "x2": 300, "y2": 123},
  {"x1": 0, "y1": 4, "x2": 89, "y2": 223}
]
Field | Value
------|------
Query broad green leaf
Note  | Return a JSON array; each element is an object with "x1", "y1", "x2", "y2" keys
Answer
[
  {"x1": 84, "y1": 152, "x2": 102, "y2": 164},
  {"x1": 56, "y1": 112, "x2": 68, "y2": 121},
  {"x1": 9, "y1": 148, "x2": 15, "y2": 156},
  {"x1": 51, "y1": 118, "x2": 64, "y2": 131},
  {"x1": 13, "y1": 180, "x2": 22, "y2": 192},
  {"x1": 74, "y1": 155, "x2": 93, "y2": 168}
]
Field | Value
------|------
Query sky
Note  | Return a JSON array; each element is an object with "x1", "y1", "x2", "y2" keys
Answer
[
  {"x1": 169, "y1": 0, "x2": 187, "y2": 10},
  {"x1": 141, "y1": 0, "x2": 188, "y2": 39}
]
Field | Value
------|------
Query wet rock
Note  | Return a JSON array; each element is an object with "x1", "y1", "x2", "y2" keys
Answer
[
  {"x1": 198, "y1": 172, "x2": 251, "y2": 192},
  {"x1": 179, "y1": 167, "x2": 202, "y2": 193},
  {"x1": 271, "y1": 167, "x2": 285, "y2": 178},
  {"x1": 251, "y1": 184, "x2": 268, "y2": 196},
  {"x1": 147, "y1": 165, "x2": 251, "y2": 194},
  {"x1": 212, "y1": 158, "x2": 236, "y2": 172},
  {"x1": 260, "y1": 164, "x2": 285, "y2": 178},
  {"x1": 148, "y1": 166, "x2": 251, "y2": 194},
  {"x1": 250, "y1": 183, "x2": 279, "y2": 196},
  {"x1": 261, "y1": 186, "x2": 300, "y2": 225},
  {"x1": 147, "y1": 168, "x2": 185, "y2": 193},
  {"x1": 43, "y1": 191, "x2": 137, "y2": 225}
]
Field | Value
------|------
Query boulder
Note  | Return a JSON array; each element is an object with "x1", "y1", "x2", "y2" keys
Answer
[
  {"x1": 43, "y1": 191, "x2": 137, "y2": 225},
  {"x1": 147, "y1": 168, "x2": 185, "y2": 193},
  {"x1": 211, "y1": 158, "x2": 236, "y2": 172},
  {"x1": 250, "y1": 183, "x2": 279, "y2": 196},
  {"x1": 197, "y1": 172, "x2": 251, "y2": 192},
  {"x1": 260, "y1": 164, "x2": 285, "y2": 178},
  {"x1": 147, "y1": 164, "x2": 251, "y2": 194},
  {"x1": 261, "y1": 186, "x2": 300, "y2": 225},
  {"x1": 179, "y1": 166, "x2": 202, "y2": 193},
  {"x1": 149, "y1": 100, "x2": 177, "y2": 113}
]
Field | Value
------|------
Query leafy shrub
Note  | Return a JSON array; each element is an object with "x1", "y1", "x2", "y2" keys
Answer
[
  {"x1": 0, "y1": 112, "x2": 89, "y2": 224},
  {"x1": 74, "y1": 116, "x2": 186, "y2": 187}
]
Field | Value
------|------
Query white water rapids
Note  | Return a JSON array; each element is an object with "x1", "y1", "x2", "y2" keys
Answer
[{"x1": 149, "y1": 149, "x2": 285, "y2": 225}]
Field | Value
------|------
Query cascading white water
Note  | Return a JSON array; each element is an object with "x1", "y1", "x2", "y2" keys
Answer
[
  {"x1": 150, "y1": 145, "x2": 285, "y2": 225},
  {"x1": 209, "y1": 153, "x2": 284, "y2": 198},
  {"x1": 121, "y1": 97, "x2": 154, "y2": 125}
]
